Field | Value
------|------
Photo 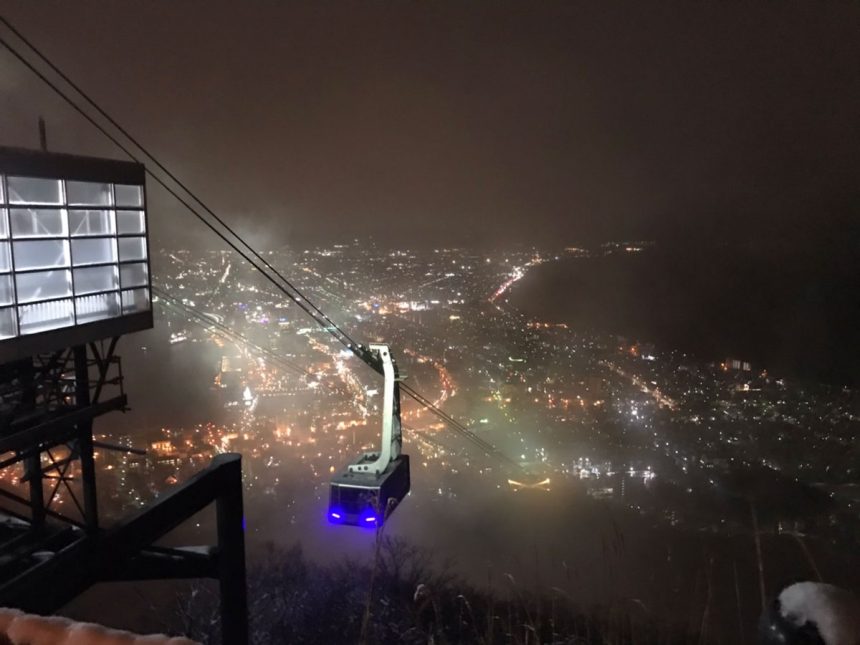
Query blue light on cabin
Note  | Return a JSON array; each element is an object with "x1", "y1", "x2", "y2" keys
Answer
[
  {"x1": 360, "y1": 508, "x2": 378, "y2": 527},
  {"x1": 328, "y1": 507, "x2": 379, "y2": 526}
]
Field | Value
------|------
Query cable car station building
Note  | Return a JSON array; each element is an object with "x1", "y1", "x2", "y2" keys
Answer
[{"x1": 0, "y1": 147, "x2": 248, "y2": 645}]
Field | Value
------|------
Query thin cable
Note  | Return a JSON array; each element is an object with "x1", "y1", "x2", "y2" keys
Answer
[
  {"x1": 156, "y1": 287, "x2": 513, "y2": 467},
  {"x1": 401, "y1": 383, "x2": 520, "y2": 469},
  {"x1": 0, "y1": 26, "x2": 520, "y2": 471},
  {"x1": 0, "y1": 14, "x2": 360, "y2": 352},
  {"x1": 152, "y1": 286, "x2": 348, "y2": 396},
  {"x1": 0, "y1": 28, "x2": 358, "y2": 359}
]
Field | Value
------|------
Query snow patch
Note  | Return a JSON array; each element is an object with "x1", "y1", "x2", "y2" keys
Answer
[
  {"x1": 0, "y1": 608, "x2": 199, "y2": 645},
  {"x1": 778, "y1": 582, "x2": 860, "y2": 645}
]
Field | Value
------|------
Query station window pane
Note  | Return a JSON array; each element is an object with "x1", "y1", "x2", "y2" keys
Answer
[
  {"x1": 120, "y1": 262, "x2": 148, "y2": 288},
  {"x1": 7, "y1": 177, "x2": 63, "y2": 205},
  {"x1": 69, "y1": 210, "x2": 115, "y2": 237},
  {"x1": 65, "y1": 181, "x2": 112, "y2": 206},
  {"x1": 0, "y1": 243, "x2": 10, "y2": 272},
  {"x1": 0, "y1": 274, "x2": 13, "y2": 306},
  {"x1": 121, "y1": 287, "x2": 150, "y2": 313},
  {"x1": 0, "y1": 210, "x2": 7, "y2": 239},
  {"x1": 118, "y1": 236, "x2": 146, "y2": 261},
  {"x1": 0, "y1": 307, "x2": 16, "y2": 339},
  {"x1": 13, "y1": 239, "x2": 70, "y2": 270},
  {"x1": 15, "y1": 269, "x2": 72, "y2": 304},
  {"x1": 73, "y1": 265, "x2": 119, "y2": 295},
  {"x1": 115, "y1": 184, "x2": 143, "y2": 207},
  {"x1": 71, "y1": 238, "x2": 116, "y2": 266},
  {"x1": 0, "y1": 177, "x2": 5, "y2": 204},
  {"x1": 116, "y1": 210, "x2": 145, "y2": 234},
  {"x1": 76, "y1": 292, "x2": 120, "y2": 323},
  {"x1": 18, "y1": 298, "x2": 74, "y2": 335},
  {"x1": 10, "y1": 208, "x2": 67, "y2": 238}
]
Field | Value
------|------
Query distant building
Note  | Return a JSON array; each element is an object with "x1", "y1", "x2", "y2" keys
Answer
[
  {"x1": 150, "y1": 440, "x2": 175, "y2": 456},
  {"x1": 724, "y1": 358, "x2": 751, "y2": 372}
]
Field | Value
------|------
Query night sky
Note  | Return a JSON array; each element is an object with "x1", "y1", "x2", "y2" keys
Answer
[{"x1": 1, "y1": 2, "x2": 858, "y2": 249}]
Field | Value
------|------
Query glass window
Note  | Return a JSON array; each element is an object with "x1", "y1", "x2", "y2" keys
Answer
[
  {"x1": 71, "y1": 238, "x2": 116, "y2": 266},
  {"x1": 7, "y1": 177, "x2": 62, "y2": 205},
  {"x1": 13, "y1": 240, "x2": 70, "y2": 271},
  {"x1": 115, "y1": 184, "x2": 143, "y2": 207},
  {"x1": 18, "y1": 298, "x2": 74, "y2": 335},
  {"x1": 0, "y1": 274, "x2": 13, "y2": 306},
  {"x1": 0, "y1": 307, "x2": 16, "y2": 339},
  {"x1": 76, "y1": 292, "x2": 120, "y2": 324},
  {"x1": 65, "y1": 181, "x2": 112, "y2": 206},
  {"x1": 0, "y1": 242, "x2": 10, "y2": 272},
  {"x1": 118, "y1": 236, "x2": 146, "y2": 261},
  {"x1": 69, "y1": 210, "x2": 114, "y2": 237},
  {"x1": 120, "y1": 262, "x2": 148, "y2": 288},
  {"x1": 15, "y1": 270, "x2": 72, "y2": 304},
  {"x1": 116, "y1": 210, "x2": 145, "y2": 234},
  {"x1": 121, "y1": 287, "x2": 150, "y2": 314},
  {"x1": 10, "y1": 208, "x2": 67, "y2": 238},
  {"x1": 0, "y1": 209, "x2": 7, "y2": 239},
  {"x1": 74, "y1": 265, "x2": 118, "y2": 295},
  {"x1": 0, "y1": 177, "x2": 5, "y2": 204}
]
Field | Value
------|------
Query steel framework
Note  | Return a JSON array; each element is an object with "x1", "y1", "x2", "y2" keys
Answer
[{"x1": 0, "y1": 343, "x2": 248, "y2": 644}]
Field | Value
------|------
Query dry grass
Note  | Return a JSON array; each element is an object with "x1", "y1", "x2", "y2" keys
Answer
[{"x1": 173, "y1": 501, "x2": 838, "y2": 645}]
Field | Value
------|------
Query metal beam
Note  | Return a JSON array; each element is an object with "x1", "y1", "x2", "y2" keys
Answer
[
  {"x1": 92, "y1": 440, "x2": 146, "y2": 456},
  {"x1": 103, "y1": 547, "x2": 217, "y2": 581},
  {"x1": 19, "y1": 453, "x2": 74, "y2": 483},
  {"x1": 74, "y1": 345, "x2": 98, "y2": 531},
  {"x1": 0, "y1": 453, "x2": 248, "y2": 645},
  {"x1": 216, "y1": 462, "x2": 249, "y2": 645},
  {"x1": 0, "y1": 395, "x2": 126, "y2": 454},
  {"x1": 90, "y1": 336, "x2": 119, "y2": 404},
  {"x1": 0, "y1": 486, "x2": 85, "y2": 529}
]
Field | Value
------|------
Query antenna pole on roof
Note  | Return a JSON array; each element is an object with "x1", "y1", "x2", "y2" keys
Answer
[{"x1": 38, "y1": 116, "x2": 47, "y2": 151}]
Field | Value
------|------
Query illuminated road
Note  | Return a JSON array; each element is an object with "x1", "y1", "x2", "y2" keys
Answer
[
  {"x1": 401, "y1": 348, "x2": 456, "y2": 426},
  {"x1": 488, "y1": 256, "x2": 545, "y2": 303},
  {"x1": 602, "y1": 360, "x2": 679, "y2": 411}
]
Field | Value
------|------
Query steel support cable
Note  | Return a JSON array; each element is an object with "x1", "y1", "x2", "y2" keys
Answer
[
  {"x1": 0, "y1": 24, "x2": 519, "y2": 471},
  {"x1": 155, "y1": 285, "x2": 511, "y2": 465},
  {"x1": 154, "y1": 291, "x2": 319, "y2": 385},
  {"x1": 151, "y1": 287, "x2": 346, "y2": 396},
  {"x1": 260, "y1": 249, "x2": 515, "y2": 461},
  {"x1": 0, "y1": 28, "x2": 358, "y2": 359},
  {"x1": 155, "y1": 290, "x2": 516, "y2": 472},
  {"x1": 156, "y1": 290, "x2": 454, "y2": 450},
  {"x1": 0, "y1": 15, "x2": 359, "y2": 353},
  {"x1": 155, "y1": 287, "x2": 511, "y2": 465},
  {"x1": 400, "y1": 384, "x2": 521, "y2": 469},
  {"x1": 395, "y1": 376, "x2": 516, "y2": 462}
]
